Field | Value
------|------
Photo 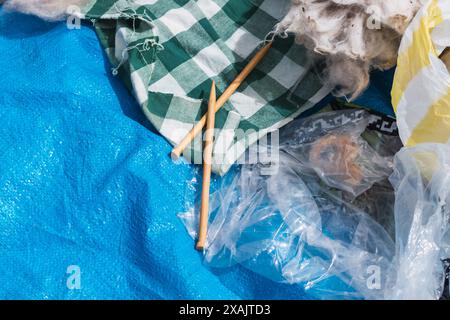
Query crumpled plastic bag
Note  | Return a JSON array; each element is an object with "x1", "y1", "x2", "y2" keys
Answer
[
  {"x1": 391, "y1": 0, "x2": 450, "y2": 146},
  {"x1": 280, "y1": 110, "x2": 393, "y2": 197},
  {"x1": 386, "y1": 144, "x2": 450, "y2": 299},
  {"x1": 180, "y1": 110, "x2": 450, "y2": 299}
]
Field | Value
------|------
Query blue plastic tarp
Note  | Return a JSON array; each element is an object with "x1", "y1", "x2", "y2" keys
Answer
[
  {"x1": 0, "y1": 9, "x2": 320, "y2": 300},
  {"x1": 0, "y1": 8, "x2": 394, "y2": 300}
]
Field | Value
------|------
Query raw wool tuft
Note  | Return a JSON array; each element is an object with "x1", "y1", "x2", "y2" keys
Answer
[
  {"x1": 278, "y1": 0, "x2": 424, "y2": 100},
  {"x1": 3, "y1": 0, "x2": 90, "y2": 21}
]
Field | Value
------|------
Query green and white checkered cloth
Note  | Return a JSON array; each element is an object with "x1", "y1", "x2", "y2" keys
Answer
[{"x1": 76, "y1": 0, "x2": 330, "y2": 175}]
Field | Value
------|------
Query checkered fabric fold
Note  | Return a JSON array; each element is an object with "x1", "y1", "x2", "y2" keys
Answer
[{"x1": 78, "y1": 0, "x2": 330, "y2": 175}]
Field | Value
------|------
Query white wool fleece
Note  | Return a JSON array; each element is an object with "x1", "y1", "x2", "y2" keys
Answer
[
  {"x1": 278, "y1": 0, "x2": 425, "y2": 100},
  {"x1": 3, "y1": 0, "x2": 90, "y2": 21},
  {"x1": 279, "y1": 0, "x2": 423, "y2": 61}
]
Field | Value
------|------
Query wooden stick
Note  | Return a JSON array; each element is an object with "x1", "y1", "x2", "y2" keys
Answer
[
  {"x1": 171, "y1": 42, "x2": 273, "y2": 160},
  {"x1": 196, "y1": 81, "x2": 217, "y2": 251},
  {"x1": 440, "y1": 47, "x2": 450, "y2": 72}
]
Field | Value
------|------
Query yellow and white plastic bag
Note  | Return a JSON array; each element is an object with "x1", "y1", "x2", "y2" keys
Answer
[{"x1": 392, "y1": 0, "x2": 450, "y2": 146}]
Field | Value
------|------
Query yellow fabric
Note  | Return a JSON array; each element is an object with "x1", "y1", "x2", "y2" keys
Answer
[
  {"x1": 392, "y1": 1, "x2": 443, "y2": 109},
  {"x1": 391, "y1": 0, "x2": 450, "y2": 145},
  {"x1": 407, "y1": 88, "x2": 450, "y2": 145}
]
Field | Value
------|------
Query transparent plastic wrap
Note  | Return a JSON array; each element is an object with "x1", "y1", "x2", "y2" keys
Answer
[
  {"x1": 386, "y1": 144, "x2": 450, "y2": 299},
  {"x1": 180, "y1": 110, "x2": 450, "y2": 299},
  {"x1": 280, "y1": 110, "x2": 393, "y2": 197}
]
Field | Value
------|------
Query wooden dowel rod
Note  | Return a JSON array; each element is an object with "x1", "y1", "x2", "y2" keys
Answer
[
  {"x1": 440, "y1": 47, "x2": 450, "y2": 72},
  {"x1": 171, "y1": 42, "x2": 272, "y2": 160},
  {"x1": 196, "y1": 81, "x2": 216, "y2": 251}
]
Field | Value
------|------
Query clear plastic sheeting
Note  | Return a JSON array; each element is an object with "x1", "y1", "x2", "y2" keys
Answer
[
  {"x1": 280, "y1": 110, "x2": 393, "y2": 197},
  {"x1": 180, "y1": 110, "x2": 450, "y2": 299},
  {"x1": 386, "y1": 144, "x2": 450, "y2": 299}
]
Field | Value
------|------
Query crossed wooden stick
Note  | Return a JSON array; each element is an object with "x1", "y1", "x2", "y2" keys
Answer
[{"x1": 171, "y1": 43, "x2": 272, "y2": 250}]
